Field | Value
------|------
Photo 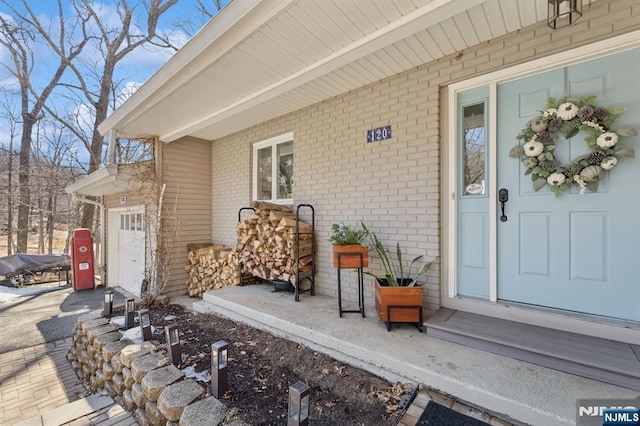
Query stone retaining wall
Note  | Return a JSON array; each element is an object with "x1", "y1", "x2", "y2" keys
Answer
[{"x1": 67, "y1": 312, "x2": 236, "y2": 426}]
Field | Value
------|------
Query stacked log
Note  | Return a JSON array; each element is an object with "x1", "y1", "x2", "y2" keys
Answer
[
  {"x1": 237, "y1": 202, "x2": 314, "y2": 285},
  {"x1": 186, "y1": 201, "x2": 313, "y2": 297},
  {"x1": 185, "y1": 245, "x2": 239, "y2": 296}
]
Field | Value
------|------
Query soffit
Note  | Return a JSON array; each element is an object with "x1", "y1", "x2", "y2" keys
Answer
[
  {"x1": 65, "y1": 163, "x2": 151, "y2": 197},
  {"x1": 103, "y1": 0, "x2": 590, "y2": 142}
]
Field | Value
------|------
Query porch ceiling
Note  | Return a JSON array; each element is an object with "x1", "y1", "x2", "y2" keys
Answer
[{"x1": 99, "y1": 0, "x2": 586, "y2": 143}]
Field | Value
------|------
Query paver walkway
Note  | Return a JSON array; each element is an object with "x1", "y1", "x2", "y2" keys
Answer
[
  {"x1": 0, "y1": 337, "x2": 134, "y2": 425},
  {"x1": 0, "y1": 338, "x2": 83, "y2": 424}
]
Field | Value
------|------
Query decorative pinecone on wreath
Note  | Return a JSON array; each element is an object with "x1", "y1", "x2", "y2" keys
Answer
[
  {"x1": 588, "y1": 150, "x2": 607, "y2": 165},
  {"x1": 592, "y1": 108, "x2": 609, "y2": 122},
  {"x1": 547, "y1": 117, "x2": 563, "y2": 132},
  {"x1": 578, "y1": 105, "x2": 595, "y2": 120},
  {"x1": 537, "y1": 131, "x2": 553, "y2": 144},
  {"x1": 569, "y1": 118, "x2": 582, "y2": 128}
]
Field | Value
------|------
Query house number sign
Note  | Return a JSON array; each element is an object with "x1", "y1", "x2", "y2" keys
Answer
[{"x1": 366, "y1": 125, "x2": 392, "y2": 143}]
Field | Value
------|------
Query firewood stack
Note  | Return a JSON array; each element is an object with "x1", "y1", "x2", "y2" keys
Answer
[
  {"x1": 185, "y1": 201, "x2": 314, "y2": 297},
  {"x1": 185, "y1": 245, "x2": 239, "y2": 296}
]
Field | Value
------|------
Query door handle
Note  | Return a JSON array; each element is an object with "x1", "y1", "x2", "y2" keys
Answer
[{"x1": 499, "y1": 188, "x2": 508, "y2": 222}]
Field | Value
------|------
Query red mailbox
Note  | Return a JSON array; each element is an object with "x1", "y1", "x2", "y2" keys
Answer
[{"x1": 70, "y1": 228, "x2": 95, "y2": 291}]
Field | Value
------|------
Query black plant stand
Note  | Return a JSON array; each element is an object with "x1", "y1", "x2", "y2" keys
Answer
[{"x1": 336, "y1": 252, "x2": 365, "y2": 318}]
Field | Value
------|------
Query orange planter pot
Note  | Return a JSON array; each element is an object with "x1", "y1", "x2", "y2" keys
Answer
[
  {"x1": 374, "y1": 279, "x2": 424, "y2": 330},
  {"x1": 332, "y1": 245, "x2": 369, "y2": 268}
]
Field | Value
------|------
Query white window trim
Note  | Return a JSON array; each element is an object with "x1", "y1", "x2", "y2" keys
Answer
[{"x1": 252, "y1": 132, "x2": 294, "y2": 204}]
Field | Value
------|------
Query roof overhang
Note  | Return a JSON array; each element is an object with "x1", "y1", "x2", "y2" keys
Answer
[
  {"x1": 98, "y1": 0, "x2": 589, "y2": 143},
  {"x1": 65, "y1": 163, "x2": 150, "y2": 197}
]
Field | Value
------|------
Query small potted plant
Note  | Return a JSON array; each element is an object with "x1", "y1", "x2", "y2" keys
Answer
[
  {"x1": 329, "y1": 222, "x2": 369, "y2": 268},
  {"x1": 361, "y1": 221, "x2": 438, "y2": 331}
]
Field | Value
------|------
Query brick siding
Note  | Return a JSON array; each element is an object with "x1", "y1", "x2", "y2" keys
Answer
[{"x1": 209, "y1": 0, "x2": 639, "y2": 314}]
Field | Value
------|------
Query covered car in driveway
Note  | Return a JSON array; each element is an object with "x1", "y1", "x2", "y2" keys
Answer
[{"x1": 0, "y1": 254, "x2": 71, "y2": 285}]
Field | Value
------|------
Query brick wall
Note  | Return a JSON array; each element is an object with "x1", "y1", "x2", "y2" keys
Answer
[{"x1": 209, "y1": 0, "x2": 640, "y2": 314}]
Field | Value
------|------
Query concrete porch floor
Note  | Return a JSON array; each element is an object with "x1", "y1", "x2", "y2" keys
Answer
[{"x1": 191, "y1": 284, "x2": 637, "y2": 426}]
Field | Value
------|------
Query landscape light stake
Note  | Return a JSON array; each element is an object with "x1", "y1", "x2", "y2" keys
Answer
[
  {"x1": 138, "y1": 309, "x2": 152, "y2": 341},
  {"x1": 165, "y1": 324, "x2": 182, "y2": 366},
  {"x1": 103, "y1": 291, "x2": 113, "y2": 317},
  {"x1": 288, "y1": 381, "x2": 310, "y2": 426},
  {"x1": 211, "y1": 340, "x2": 229, "y2": 397},
  {"x1": 124, "y1": 298, "x2": 135, "y2": 329}
]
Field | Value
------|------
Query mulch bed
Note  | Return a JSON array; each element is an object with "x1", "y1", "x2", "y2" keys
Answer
[{"x1": 147, "y1": 304, "x2": 410, "y2": 425}]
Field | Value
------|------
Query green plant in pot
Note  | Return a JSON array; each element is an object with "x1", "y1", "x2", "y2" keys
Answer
[
  {"x1": 361, "y1": 221, "x2": 438, "y2": 331},
  {"x1": 329, "y1": 222, "x2": 369, "y2": 268}
]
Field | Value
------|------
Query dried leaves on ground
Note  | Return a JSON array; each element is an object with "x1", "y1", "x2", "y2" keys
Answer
[{"x1": 148, "y1": 304, "x2": 409, "y2": 425}]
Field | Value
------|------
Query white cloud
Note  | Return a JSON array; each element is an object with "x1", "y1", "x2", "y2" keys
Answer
[
  {"x1": 115, "y1": 81, "x2": 142, "y2": 108},
  {"x1": 117, "y1": 42, "x2": 175, "y2": 70},
  {"x1": 0, "y1": 14, "x2": 20, "y2": 88},
  {"x1": 115, "y1": 27, "x2": 188, "y2": 70},
  {"x1": 62, "y1": 80, "x2": 141, "y2": 138},
  {"x1": 165, "y1": 28, "x2": 191, "y2": 50},
  {"x1": 72, "y1": 102, "x2": 96, "y2": 135},
  {"x1": 86, "y1": 1, "x2": 124, "y2": 29}
]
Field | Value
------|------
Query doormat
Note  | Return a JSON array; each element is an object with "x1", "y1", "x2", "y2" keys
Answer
[{"x1": 416, "y1": 401, "x2": 490, "y2": 426}]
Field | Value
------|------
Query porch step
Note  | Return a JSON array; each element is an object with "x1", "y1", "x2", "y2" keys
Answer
[{"x1": 425, "y1": 308, "x2": 640, "y2": 391}]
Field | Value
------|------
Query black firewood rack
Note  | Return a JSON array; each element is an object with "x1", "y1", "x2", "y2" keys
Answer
[
  {"x1": 294, "y1": 204, "x2": 315, "y2": 301},
  {"x1": 237, "y1": 204, "x2": 316, "y2": 302}
]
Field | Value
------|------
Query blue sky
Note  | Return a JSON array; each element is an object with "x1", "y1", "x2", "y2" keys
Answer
[
  {"x1": 0, "y1": 0, "x2": 218, "y2": 89},
  {"x1": 0, "y1": 0, "x2": 230, "y2": 163}
]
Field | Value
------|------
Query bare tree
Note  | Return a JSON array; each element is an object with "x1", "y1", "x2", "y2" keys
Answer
[
  {"x1": 0, "y1": 93, "x2": 20, "y2": 254},
  {"x1": 0, "y1": 0, "x2": 187, "y2": 252},
  {"x1": 30, "y1": 119, "x2": 77, "y2": 253},
  {"x1": 1, "y1": 0, "x2": 220, "y2": 261},
  {"x1": 44, "y1": 0, "x2": 180, "y2": 231},
  {"x1": 0, "y1": 0, "x2": 90, "y2": 253},
  {"x1": 172, "y1": 0, "x2": 223, "y2": 36}
]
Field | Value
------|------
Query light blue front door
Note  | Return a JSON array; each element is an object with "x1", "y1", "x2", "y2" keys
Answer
[{"x1": 496, "y1": 48, "x2": 640, "y2": 321}]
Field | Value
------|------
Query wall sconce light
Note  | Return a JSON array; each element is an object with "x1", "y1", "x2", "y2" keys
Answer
[
  {"x1": 211, "y1": 340, "x2": 229, "y2": 398},
  {"x1": 548, "y1": 0, "x2": 582, "y2": 29},
  {"x1": 124, "y1": 298, "x2": 135, "y2": 330},
  {"x1": 138, "y1": 309, "x2": 152, "y2": 341},
  {"x1": 103, "y1": 291, "x2": 113, "y2": 317},
  {"x1": 288, "y1": 381, "x2": 310, "y2": 426},
  {"x1": 165, "y1": 324, "x2": 182, "y2": 366}
]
